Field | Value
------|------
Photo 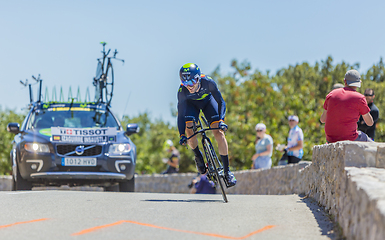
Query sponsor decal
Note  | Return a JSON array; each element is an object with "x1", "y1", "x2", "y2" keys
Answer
[
  {"x1": 53, "y1": 136, "x2": 61, "y2": 141},
  {"x1": 47, "y1": 107, "x2": 92, "y2": 111},
  {"x1": 39, "y1": 128, "x2": 52, "y2": 136},
  {"x1": 51, "y1": 127, "x2": 117, "y2": 143}
]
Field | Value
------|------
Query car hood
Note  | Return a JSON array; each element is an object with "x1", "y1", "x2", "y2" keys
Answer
[{"x1": 22, "y1": 129, "x2": 52, "y2": 143}]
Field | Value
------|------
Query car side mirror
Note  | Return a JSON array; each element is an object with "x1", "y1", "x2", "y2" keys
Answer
[
  {"x1": 7, "y1": 123, "x2": 21, "y2": 134},
  {"x1": 126, "y1": 123, "x2": 139, "y2": 136}
]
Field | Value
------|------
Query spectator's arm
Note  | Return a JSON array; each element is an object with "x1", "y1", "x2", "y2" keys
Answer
[
  {"x1": 288, "y1": 140, "x2": 303, "y2": 151},
  {"x1": 371, "y1": 109, "x2": 379, "y2": 123},
  {"x1": 320, "y1": 110, "x2": 327, "y2": 123},
  {"x1": 167, "y1": 157, "x2": 179, "y2": 168},
  {"x1": 256, "y1": 144, "x2": 272, "y2": 157},
  {"x1": 362, "y1": 112, "x2": 374, "y2": 126}
]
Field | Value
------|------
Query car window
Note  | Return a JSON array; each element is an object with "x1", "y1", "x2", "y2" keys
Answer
[{"x1": 27, "y1": 108, "x2": 119, "y2": 130}]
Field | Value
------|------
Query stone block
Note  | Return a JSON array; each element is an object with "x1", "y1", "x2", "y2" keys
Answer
[{"x1": 376, "y1": 145, "x2": 385, "y2": 168}]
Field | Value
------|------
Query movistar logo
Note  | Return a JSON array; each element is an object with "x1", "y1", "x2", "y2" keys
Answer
[
  {"x1": 196, "y1": 94, "x2": 209, "y2": 100},
  {"x1": 43, "y1": 103, "x2": 49, "y2": 108},
  {"x1": 80, "y1": 103, "x2": 87, "y2": 108},
  {"x1": 183, "y1": 68, "x2": 189, "y2": 72}
]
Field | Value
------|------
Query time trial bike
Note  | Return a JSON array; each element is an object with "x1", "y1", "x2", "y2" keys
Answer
[{"x1": 187, "y1": 116, "x2": 229, "y2": 203}]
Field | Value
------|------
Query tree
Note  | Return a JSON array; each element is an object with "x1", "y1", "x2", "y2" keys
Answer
[{"x1": 0, "y1": 108, "x2": 26, "y2": 175}]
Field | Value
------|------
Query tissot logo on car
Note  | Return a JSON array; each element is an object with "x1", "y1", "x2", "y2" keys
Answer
[
  {"x1": 60, "y1": 129, "x2": 108, "y2": 135},
  {"x1": 52, "y1": 127, "x2": 116, "y2": 136}
]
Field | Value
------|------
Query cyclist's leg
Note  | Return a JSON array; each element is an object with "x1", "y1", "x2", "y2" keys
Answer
[
  {"x1": 185, "y1": 102, "x2": 206, "y2": 174},
  {"x1": 202, "y1": 98, "x2": 236, "y2": 186},
  {"x1": 202, "y1": 97, "x2": 228, "y2": 156},
  {"x1": 184, "y1": 102, "x2": 200, "y2": 148}
]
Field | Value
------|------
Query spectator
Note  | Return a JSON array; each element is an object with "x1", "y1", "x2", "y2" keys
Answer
[
  {"x1": 189, "y1": 173, "x2": 216, "y2": 194},
  {"x1": 279, "y1": 115, "x2": 304, "y2": 164},
  {"x1": 251, "y1": 123, "x2": 273, "y2": 169},
  {"x1": 357, "y1": 88, "x2": 379, "y2": 140},
  {"x1": 320, "y1": 69, "x2": 374, "y2": 143},
  {"x1": 332, "y1": 83, "x2": 344, "y2": 90},
  {"x1": 161, "y1": 140, "x2": 180, "y2": 174}
]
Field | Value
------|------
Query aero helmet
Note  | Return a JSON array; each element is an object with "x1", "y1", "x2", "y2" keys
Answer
[{"x1": 179, "y1": 63, "x2": 201, "y2": 87}]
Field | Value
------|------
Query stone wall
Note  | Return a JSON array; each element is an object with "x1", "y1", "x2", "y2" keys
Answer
[
  {"x1": 305, "y1": 142, "x2": 385, "y2": 240},
  {"x1": 1, "y1": 141, "x2": 385, "y2": 239}
]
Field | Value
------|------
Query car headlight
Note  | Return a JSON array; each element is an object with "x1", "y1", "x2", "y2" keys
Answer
[
  {"x1": 108, "y1": 143, "x2": 131, "y2": 155},
  {"x1": 24, "y1": 143, "x2": 50, "y2": 153}
]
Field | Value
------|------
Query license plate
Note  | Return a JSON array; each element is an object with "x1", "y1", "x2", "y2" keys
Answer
[{"x1": 62, "y1": 158, "x2": 97, "y2": 166}]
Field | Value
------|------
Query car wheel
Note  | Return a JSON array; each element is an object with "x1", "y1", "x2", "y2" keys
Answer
[
  {"x1": 119, "y1": 177, "x2": 135, "y2": 192},
  {"x1": 104, "y1": 184, "x2": 120, "y2": 192},
  {"x1": 14, "y1": 164, "x2": 32, "y2": 191}
]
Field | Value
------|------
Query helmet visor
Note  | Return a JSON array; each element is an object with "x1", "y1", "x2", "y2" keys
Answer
[{"x1": 182, "y1": 75, "x2": 200, "y2": 87}]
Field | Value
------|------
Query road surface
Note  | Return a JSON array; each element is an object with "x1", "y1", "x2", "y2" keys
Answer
[{"x1": 0, "y1": 191, "x2": 337, "y2": 239}]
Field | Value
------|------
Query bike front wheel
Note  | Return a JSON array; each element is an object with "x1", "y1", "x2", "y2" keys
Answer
[
  {"x1": 105, "y1": 61, "x2": 114, "y2": 105},
  {"x1": 204, "y1": 139, "x2": 228, "y2": 203}
]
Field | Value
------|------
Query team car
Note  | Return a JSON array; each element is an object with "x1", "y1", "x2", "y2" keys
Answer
[
  {"x1": 7, "y1": 44, "x2": 139, "y2": 192},
  {"x1": 7, "y1": 101, "x2": 139, "y2": 191}
]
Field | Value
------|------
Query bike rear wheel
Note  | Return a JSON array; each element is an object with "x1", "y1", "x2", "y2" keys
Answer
[{"x1": 203, "y1": 139, "x2": 228, "y2": 203}]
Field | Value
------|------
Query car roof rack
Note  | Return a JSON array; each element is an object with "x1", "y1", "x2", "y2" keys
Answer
[{"x1": 19, "y1": 42, "x2": 124, "y2": 109}]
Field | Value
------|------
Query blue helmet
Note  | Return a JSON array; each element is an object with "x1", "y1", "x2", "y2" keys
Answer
[{"x1": 179, "y1": 63, "x2": 201, "y2": 87}]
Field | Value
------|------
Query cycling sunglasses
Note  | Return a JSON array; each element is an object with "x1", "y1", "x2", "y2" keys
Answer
[{"x1": 182, "y1": 75, "x2": 200, "y2": 87}]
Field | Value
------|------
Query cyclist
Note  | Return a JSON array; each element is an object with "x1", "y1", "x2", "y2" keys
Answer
[{"x1": 177, "y1": 63, "x2": 236, "y2": 187}]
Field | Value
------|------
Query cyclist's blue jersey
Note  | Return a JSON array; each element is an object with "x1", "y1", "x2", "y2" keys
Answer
[{"x1": 177, "y1": 75, "x2": 226, "y2": 137}]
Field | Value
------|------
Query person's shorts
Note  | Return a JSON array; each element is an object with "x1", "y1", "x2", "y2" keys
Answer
[
  {"x1": 354, "y1": 131, "x2": 374, "y2": 142},
  {"x1": 184, "y1": 96, "x2": 220, "y2": 126}
]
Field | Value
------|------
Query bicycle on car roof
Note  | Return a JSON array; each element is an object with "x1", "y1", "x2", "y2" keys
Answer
[{"x1": 93, "y1": 42, "x2": 124, "y2": 106}]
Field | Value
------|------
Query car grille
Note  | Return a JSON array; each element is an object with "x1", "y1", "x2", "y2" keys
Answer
[{"x1": 56, "y1": 144, "x2": 103, "y2": 156}]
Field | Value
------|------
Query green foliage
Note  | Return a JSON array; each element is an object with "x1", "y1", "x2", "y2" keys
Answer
[
  {"x1": 0, "y1": 56, "x2": 384, "y2": 175},
  {"x1": 0, "y1": 107, "x2": 26, "y2": 175}
]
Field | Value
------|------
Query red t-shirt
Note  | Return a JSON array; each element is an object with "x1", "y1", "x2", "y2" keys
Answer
[{"x1": 323, "y1": 87, "x2": 370, "y2": 143}]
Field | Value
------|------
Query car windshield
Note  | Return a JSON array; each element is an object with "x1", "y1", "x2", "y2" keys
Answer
[{"x1": 27, "y1": 107, "x2": 120, "y2": 130}]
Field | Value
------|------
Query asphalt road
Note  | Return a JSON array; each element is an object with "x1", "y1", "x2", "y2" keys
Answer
[{"x1": 0, "y1": 191, "x2": 337, "y2": 240}]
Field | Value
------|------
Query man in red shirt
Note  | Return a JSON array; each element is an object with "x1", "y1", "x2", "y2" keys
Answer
[{"x1": 320, "y1": 69, "x2": 374, "y2": 143}]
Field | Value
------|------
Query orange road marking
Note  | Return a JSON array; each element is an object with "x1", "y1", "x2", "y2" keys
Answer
[
  {"x1": 0, "y1": 218, "x2": 49, "y2": 229},
  {"x1": 72, "y1": 220, "x2": 276, "y2": 239},
  {"x1": 72, "y1": 220, "x2": 126, "y2": 236}
]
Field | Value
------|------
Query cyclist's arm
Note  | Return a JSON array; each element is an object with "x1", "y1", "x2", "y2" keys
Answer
[
  {"x1": 208, "y1": 79, "x2": 226, "y2": 120},
  {"x1": 177, "y1": 89, "x2": 187, "y2": 137}
]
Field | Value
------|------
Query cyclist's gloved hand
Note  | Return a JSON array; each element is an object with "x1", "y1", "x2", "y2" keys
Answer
[
  {"x1": 179, "y1": 135, "x2": 188, "y2": 146},
  {"x1": 218, "y1": 121, "x2": 228, "y2": 132}
]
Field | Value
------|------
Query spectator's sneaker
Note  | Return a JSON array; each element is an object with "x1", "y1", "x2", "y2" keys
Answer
[
  {"x1": 194, "y1": 156, "x2": 207, "y2": 174},
  {"x1": 224, "y1": 170, "x2": 237, "y2": 187}
]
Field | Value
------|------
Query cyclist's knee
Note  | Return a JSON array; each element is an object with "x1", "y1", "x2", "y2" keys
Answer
[{"x1": 213, "y1": 129, "x2": 225, "y2": 138}]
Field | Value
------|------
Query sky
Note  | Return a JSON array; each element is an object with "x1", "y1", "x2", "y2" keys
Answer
[{"x1": 1, "y1": 0, "x2": 384, "y2": 125}]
